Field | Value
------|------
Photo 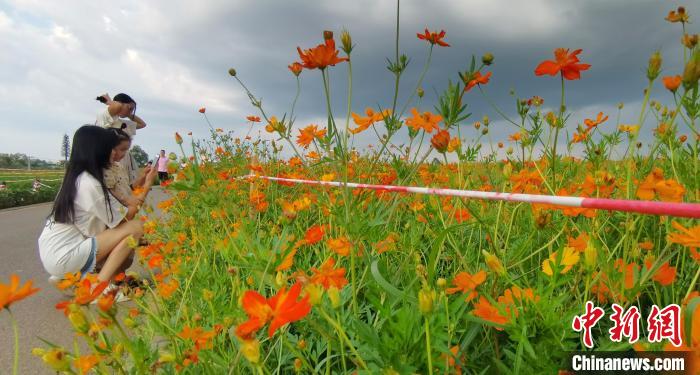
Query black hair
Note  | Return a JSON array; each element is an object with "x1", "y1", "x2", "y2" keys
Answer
[
  {"x1": 49, "y1": 125, "x2": 119, "y2": 224},
  {"x1": 112, "y1": 93, "x2": 135, "y2": 105},
  {"x1": 109, "y1": 128, "x2": 131, "y2": 145}
]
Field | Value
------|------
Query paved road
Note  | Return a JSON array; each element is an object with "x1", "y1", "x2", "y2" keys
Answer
[{"x1": 0, "y1": 188, "x2": 168, "y2": 374}]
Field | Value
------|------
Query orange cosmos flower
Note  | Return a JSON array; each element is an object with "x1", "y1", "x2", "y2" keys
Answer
[
  {"x1": 175, "y1": 132, "x2": 183, "y2": 145},
  {"x1": 472, "y1": 296, "x2": 508, "y2": 329},
  {"x1": 572, "y1": 131, "x2": 589, "y2": 144},
  {"x1": 668, "y1": 221, "x2": 700, "y2": 248},
  {"x1": 405, "y1": 108, "x2": 442, "y2": 133},
  {"x1": 304, "y1": 225, "x2": 325, "y2": 245},
  {"x1": 416, "y1": 28, "x2": 450, "y2": 47},
  {"x1": 198, "y1": 107, "x2": 206, "y2": 114},
  {"x1": 654, "y1": 179, "x2": 685, "y2": 202},
  {"x1": 327, "y1": 237, "x2": 352, "y2": 256},
  {"x1": 584, "y1": 112, "x2": 608, "y2": 130},
  {"x1": 246, "y1": 115, "x2": 261, "y2": 123},
  {"x1": 662, "y1": 75, "x2": 682, "y2": 92},
  {"x1": 310, "y1": 258, "x2": 348, "y2": 290},
  {"x1": 374, "y1": 233, "x2": 398, "y2": 254},
  {"x1": 0, "y1": 274, "x2": 40, "y2": 310},
  {"x1": 614, "y1": 259, "x2": 639, "y2": 290},
  {"x1": 288, "y1": 62, "x2": 303, "y2": 76},
  {"x1": 350, "y1": 107, "x2": 392, "y2": 134},
  {"x1": 296, "y1": 125, "x2": 327, "y2": 148},
  {"x1": 567, "y1": 233, "x2": 589, "y2": 252},
  {"x1": 508, "y1": 132, "x2": 522, "y2": 142},
  {"x1": 542, "y1": 247, "x2": 580, "y2": 276},
  {"x1": 297, "y1": 37, "x2": 348, "y2": 70},
  {"x1": 446, "y1": 270, "x2": 487, "y2": 302},
  {"x1": 178, "y1": 325, "x2": 219, "y2": 351},
  {"x1": 636, "y1": 168, "x2": 665, "y2": 200},
  {"x1": 665, "y1": 7, "x2": 689, "y2": 23},
  {"x1": 535, "y1": 48, "x2": 591, "y2": 80},
  {"x1": 235, "y1": 282, "x2": 311, "y2": 339},
  {"x1": 73, "y1": 354, "x2": 102, "y2": 374},
  {"x1": 463, "y1": 71, "x2": 492, "y2": 92},
  {"x1": 442, "y1": 345, "x2": 465, "y2": 375},
  {"x1": 644, "y1": 259, "x2": 677, "y2": 286},
  {"x1": 431, "y1": 129, "x2": 451, "y2": 153},
  {"x1": 453, "y1": 208, "x2": 471, "y2": 223}
]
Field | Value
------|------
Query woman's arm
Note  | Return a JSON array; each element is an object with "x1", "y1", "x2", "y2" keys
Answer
[{"x1": 129, "y1": 114, "x2": 147, "y2": 129}]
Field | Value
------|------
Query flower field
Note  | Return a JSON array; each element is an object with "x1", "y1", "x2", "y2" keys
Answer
[{"x1": 3, "y1": 3, "x2": 700, "y2": 374}]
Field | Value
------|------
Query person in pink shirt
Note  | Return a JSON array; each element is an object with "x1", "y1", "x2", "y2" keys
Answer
[{"x1": 156, "y1": 150, "x2": 169, "y2": 181}]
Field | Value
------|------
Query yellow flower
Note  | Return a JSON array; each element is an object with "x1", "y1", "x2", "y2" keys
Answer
[
  {"x1": 41, "y1": 348, "x2": 70, "y2": 372},
  {"x1": 618, "y1": 124, "x2": 639, "y2": 134},
  {"x1": 542, "y1": 247, "x2": 580, "y2": 276}
]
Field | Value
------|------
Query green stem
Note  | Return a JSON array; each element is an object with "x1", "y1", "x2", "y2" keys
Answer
[
  {"x1": 318, "y1": 309, "x2": 367, "y2": 370},
  {"x1": 424, "y1": 318, "x2": 433, "y2": 375},
  {"x1": 551, "y1": 75, "x2": 565, "y2": 188},
  {"x1": 321, "y1": 69, "x2": 340, "y2": 155},
  {"x1": 397, "y1": 46, "x2": 433, "y2": 120}
]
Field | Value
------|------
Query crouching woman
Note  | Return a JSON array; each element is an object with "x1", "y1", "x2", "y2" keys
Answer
[{"x1": 38, "y1": 125, "x2": 157, "y2": 285}]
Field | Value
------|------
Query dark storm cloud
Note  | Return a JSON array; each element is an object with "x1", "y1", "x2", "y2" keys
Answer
[{"x1": 0, "y1": 0, "x2": 696, "y2": 160}]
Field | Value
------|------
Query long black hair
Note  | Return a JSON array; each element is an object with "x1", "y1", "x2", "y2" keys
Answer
[{"x1": 49, "y1": 125, "x2": 119, "y2": 224}]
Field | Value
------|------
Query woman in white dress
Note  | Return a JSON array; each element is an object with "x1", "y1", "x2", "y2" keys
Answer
[{"x1": 38, "y1": 125, "x2": 157, "y2": 286}]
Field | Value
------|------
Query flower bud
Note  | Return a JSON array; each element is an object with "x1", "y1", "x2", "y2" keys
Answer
[
  {"x1": 294, "y1": 358, "x2": 303, "y2": 372},
  {"x1": 430, "y1": 130, "x2": 451, "y2": 153},
  {"x1": 69, "y1": 310, "x2": 89, "y2": 333},
  {"x1": 304, "y1": 284, "x2": 323, "y2": 306},
  {"x1": 481, "y1": 128, "x2": 489, "y2": 135},
  {"x1": 202, "y1": 288, "x2": 214, "y2": 301},
  {"x1": 418, "y1": 288, "x2": 435, "y2": 315},
  {"x1": 175, "y1": 132, "x2": 183, "y2": 145},
  {"x1": 680, "y1": 134, "x2": 688, "y2": 143},
  {"x1": 682, "y1": 34, "x2": 699, "y2": 49},
  {"x1": 647, "y1": 51, "x2": 662, "y2": 81},
  {"x1": 618, "y1": 102, "x2": 624, "y2": 110},
  {"x1": 241, "y1": 339, "x2": 260, "y2": 364},
  {"x1": 340, "y1": 29, "x2": 353, "y2": 54},
  {"x1": 327, "y1": 287, "x2": 341, "y2": 309},
  {"x1": 436, "y1": 278, "x2": 447, "y2": 289},
  {"x1": 124, "y1": 317, "x2": 137, "y2": 328},
  {"x1": 682, "y1": 50, "x2": 700, "y2": 89},
  {"x1": 298, "y1": 339, "x2": 307, "y2": 350},
  {"x1": 323, "y1": 30, "x2": 333, "y2": 41},
  {"x1": 158, "y1": 351, "x2": 176, "y2": 363},
  {"x1": 482, "y1": 115, "x2": 490, "y2": 126},
  {"x1": 228, "y1": 68, "x2": 237, "y2": 77},
  {"x1": 482, "y1": 250, "x2": 506, "y2": 276},
  {"x1": 482, "y1": 52, "x2": 494, "y2": 66},
  {"x1": 275, "y1": 271, "x2": 286, "y2": 287},
  {"x1": 584, "y1": 242, "x2": 598, "y2": 270},
  {"x1": 417, "y1": 87, "x2": 424, "y2": 98}
]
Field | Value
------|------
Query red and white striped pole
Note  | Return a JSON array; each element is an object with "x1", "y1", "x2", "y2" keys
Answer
[{"x1": 242, "y1": 175, "x2": 700, "y2": 219}]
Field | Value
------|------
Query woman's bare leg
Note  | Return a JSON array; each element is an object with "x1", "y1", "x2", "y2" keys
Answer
[
  {"x1": 93, "y1": 220, "x2": 143, "y2": 282},
  {"x1": 97, "y1": 238, "x2": 134, "y2": 282}
]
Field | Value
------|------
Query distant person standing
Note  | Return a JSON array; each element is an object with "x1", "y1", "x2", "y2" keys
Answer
[
  {"x1": 156, "y1": 150, "x2": 169, "y2": 181},
  {"x1": 95, "y1": 93, "x2": 147, "y2": 184}
]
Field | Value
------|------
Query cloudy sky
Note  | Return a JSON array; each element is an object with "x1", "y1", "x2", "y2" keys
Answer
[{"x1": 0, "y1": 0, "x2": 695, "y2": 162}]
